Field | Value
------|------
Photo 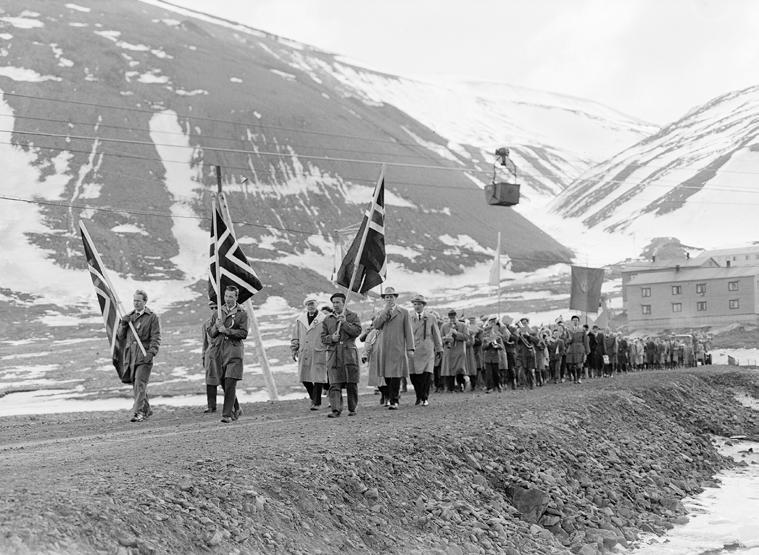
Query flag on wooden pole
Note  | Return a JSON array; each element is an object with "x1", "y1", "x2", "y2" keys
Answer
[
  {"x1": 208, "y1": 196, "x2": 263, "y2": 305},
  {"x1": 489, "y1": 232, "x2": 501, "y2": 286},
  {"x1": 569, "y1": 265, "x2": 605, "y2": 313},
  {"x1": 335, "y1": 168, "x2": 387, "y2": 294}
]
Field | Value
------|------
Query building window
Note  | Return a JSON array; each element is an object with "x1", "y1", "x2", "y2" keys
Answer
[
  {"x1": 641, "y1": 287, "x2": 651, "y2": 297},
  {"x1": 728, "y1": 281, "x2": 739, "y2": 291},
  {"x1": 672, "y1": 302, "x2": 682, "y2": 313},
  {"x1": 697, "y1": 301, "x2": 707, "y2": 312},
  {"x1": 642, "y1": 305, "x2": 651, "y2": 315},
  {"x1": 671, "y1": 285, "x2": 682, "y2": 295},
  {"x1": 729, "y1": 299, "x2": 740, "y2": 310},
  {"x1": 696, "y1": 283, "x2": 706, "y2": 295}
]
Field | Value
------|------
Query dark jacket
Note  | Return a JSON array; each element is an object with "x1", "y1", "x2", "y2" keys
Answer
[
  {"x1": 322, "y1": 309, "x2": 362, "y2": 383},
  {"x1": 117, "y1": 308, "x2": 161, "y2": 383},
  {"x1": 208, "y1": 304, "x2": 249, "y2": 380}
]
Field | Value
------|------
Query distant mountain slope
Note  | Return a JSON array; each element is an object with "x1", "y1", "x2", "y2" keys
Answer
[
  {"x1": 550, "y1": 86, "x2": 759, "y2": 249},
  {"x1": 0, "y1": 0, "x2": 650, "y2": 306}
]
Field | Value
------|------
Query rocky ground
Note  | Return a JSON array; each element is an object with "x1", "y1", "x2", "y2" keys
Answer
[{"x1": 0, "y1": 367, "x2": 757, "y2": 555}]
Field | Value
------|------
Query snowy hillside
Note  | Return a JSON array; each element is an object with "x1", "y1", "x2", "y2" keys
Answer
[
  {"x1": 550, "y1": 86, "x2": 759, "y2": 251},
  {"x1": 0, "y1": 0, "x2": 660, "y2": 320}
]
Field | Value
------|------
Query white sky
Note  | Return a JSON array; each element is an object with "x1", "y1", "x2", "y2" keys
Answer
[{"x1": 168, "y1": 0, "x2": 759, "y2": 125}]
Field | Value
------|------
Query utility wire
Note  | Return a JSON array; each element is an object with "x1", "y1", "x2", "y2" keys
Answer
[{"x1": 0, "y1": 194, "x2": 569, "y2": 265}]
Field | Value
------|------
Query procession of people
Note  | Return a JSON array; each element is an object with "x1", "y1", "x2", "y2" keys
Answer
[{"x1": 282, "y1": 288, "x2": 713, "y2": 418}]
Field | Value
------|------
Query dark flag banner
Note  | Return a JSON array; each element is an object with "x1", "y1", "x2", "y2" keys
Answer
[
  {"x1": 335, "y1": 171, "x2": 387, "y2": 294},
  {"x1": 569, "y1": 265, "x2": 605, "y2": 313},
  {"x1": 79, "y1": 221, "x2": 127, "y2": 382},
  {"x1": 209, "y1": 197, "x2": 263, "y2": 305}
]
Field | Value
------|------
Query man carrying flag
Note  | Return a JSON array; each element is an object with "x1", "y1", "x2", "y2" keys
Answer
[
  {"x1": 117, "y1": 289, "x2": 161, "y2": 422},
  {"x1": 335, "y1": 168, "x2": 387, "y2": 294}
]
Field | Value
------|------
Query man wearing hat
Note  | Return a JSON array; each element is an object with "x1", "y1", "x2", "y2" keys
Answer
[
  {"x1": 202, "y1": 299, "x2": 222, "y2": 413},
  {"x1": 372, "y1": 287, "x2": 415, "y2": 410},
  {"x1": 481, "y1": 315, "x2": 505, "y2": 393},
  {"x1": 440, "y1": 309, "x2": 468, "y2": 392},
  {"x1": 291, "y1": 296, "x2": 328, "y2": 411},
  {"x1": 321, "y1": 292, "x2": 362, "y2": 418},
  {"x1": 409, "y1": 294, "x2": 442, "y2": 406}
]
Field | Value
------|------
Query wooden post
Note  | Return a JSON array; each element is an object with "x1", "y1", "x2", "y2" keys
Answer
[{"x1": 216, "y1": 174, "x2": 279, "y2": 401}]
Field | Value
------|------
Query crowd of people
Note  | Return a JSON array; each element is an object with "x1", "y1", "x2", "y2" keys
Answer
[
  {"x1": 288, "y1": 289, "x2": 714, "y2": 418},
  {"x1": 113, "y1": 285, "x2": 712, "y2": 423}
]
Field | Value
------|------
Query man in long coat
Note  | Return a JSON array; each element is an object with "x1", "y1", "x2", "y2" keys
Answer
[
  {"x1": 408, "y1": 294, "x2": 442, "y2": 406},
  {"x1": 440, "y1": 309, "x2": 467, "y2": 392},
  {"x1": 372, "y1": 287, "x2": 415, "y2": 410},
  {"x1": 322, "y1": 292, "x2": 362, "y2": 418},
  {"x1": 290, "y1": 296, "x2": 327, "y2": 411},
  {"x1": 202, "y1": 300, "x2": 221, "y2": 413},
  {"x1": 117, "y1": 289, "x2": 161, "y2": 422},
  {"x1": 565, "y1": 315, "x2": 589, "y2": 384},
  {"x1": 207, "y1": 286, "x2": 248, "y2": 423}
]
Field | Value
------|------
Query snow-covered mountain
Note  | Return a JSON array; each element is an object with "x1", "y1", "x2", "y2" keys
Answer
[
  {"x1": 0, "y1": 0, "x2": 654, "y2": 311},
  {"x1": 551, "y1": 86, "x2": 759, "y2": 251}
]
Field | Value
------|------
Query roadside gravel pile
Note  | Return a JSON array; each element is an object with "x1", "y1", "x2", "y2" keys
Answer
[{"x1": 0, "y1": 369, "x2": 757, "y2": 554}]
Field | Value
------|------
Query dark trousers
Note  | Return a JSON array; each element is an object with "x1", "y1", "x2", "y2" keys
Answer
[
  {"x1": 131, "y1": 364, "x2": 152, "y2": 416},
  {"x1": 433, "y1": 363, "x2": 442, "y2": 390},
  {"x1": 484, "y1": 362, "x2": 500, "y2": 390},
  {"x1": 303, "y1": 381, "x2": 323, "y2": 405},
  {"x1": 385, "y1": 377, "x2": 402, "y2": 404},
  {"x1": 206, "y1": 384, "x2": 218, "y2": 410},
  {"x1": 329, "y1": 382, "x2": 357, "y2": 414},
  {"x1": 221, "y1": 377, "x2": 240, "y2": 418},
  {"x1": 409, "y1": 373, "x2": 431, "y2": 402}
]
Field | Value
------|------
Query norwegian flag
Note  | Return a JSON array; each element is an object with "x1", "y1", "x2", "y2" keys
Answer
[
  {"x1": 208, "y1": 195, "x2": 263, "y2": 305},
  {"x1": 335, "y1": 169, "x2": 387, "y2": 294},
  {"x1": 79, "y1": 221, "x2": 126, "y2": 381}
]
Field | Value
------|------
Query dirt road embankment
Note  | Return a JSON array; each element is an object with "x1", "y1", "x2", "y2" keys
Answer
[{"x1": 1, "y1": 368, "x2": 757, "y2": 555}]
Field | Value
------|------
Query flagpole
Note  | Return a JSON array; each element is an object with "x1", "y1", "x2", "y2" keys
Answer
[
  {"x1": 216, "y1": 167, "x2": 279, "y2": 401},
  {"x1": 79, "y1": 221, "x2": 146, "y2": 357},
  {"x1": 345, "y1": 164, "x2": 385, "y2": 310}
]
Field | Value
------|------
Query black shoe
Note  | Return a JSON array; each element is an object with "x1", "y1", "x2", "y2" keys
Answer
[
  {"x1": 327, "y1": 411, "x2": 340, "y2": 418},
  {"x1": 415, "y1": 399, "x2": 421, "y2": 405},
  {"x1": 348, "y1": 411, "x2": 357, "y2": 417},
  {"x1": 310, "y1": 403, "x2": 318, "y2": 411},
  {"x1": 204, "y1": 407, "x2": 216, "y2": 414},
  {"x1": 220, "y1": 416, "x2": 231, "y2": 423},
  {"x1": 231, "y1": 408, "x2": 242, "y2": 421}
]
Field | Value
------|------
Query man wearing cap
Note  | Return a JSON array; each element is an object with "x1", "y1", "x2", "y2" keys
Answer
[
  {"x1": 409, "y1": 294, "x2": 442, "y2": 406},
  {"x1": 565, "y1": 315, "x2": 589, "y2": 384},
  {"x1": 202, "y1": 300, "x2": 221, "y2": 413},
  {"x1": 440, "y1": 309, "x2": 468, "y2": 392},
  {"x1": 291, "y1": 296, "x2": 327, "y2": 410},
  {"x1": 322, "y1": 292, "x2": 362, "y2": 418},
  {"x1": 372, "y1": 287, "x2": 415, "y2": 410}
]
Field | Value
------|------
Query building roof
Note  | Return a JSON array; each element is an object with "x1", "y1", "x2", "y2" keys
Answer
[
  {"x1": 626, "y1": 266, "x2": 759, "y2": 286},
  {"x1": 622, "y1": 257, "x2": 717, "y2": 273},
  {"x1": 696, "y1": 245, "x2": 759, "y2": 259}
]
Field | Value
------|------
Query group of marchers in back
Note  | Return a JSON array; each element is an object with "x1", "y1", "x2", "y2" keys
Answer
[{"x1": 289, "y1": 288, "x2": 714, "y2": 418}]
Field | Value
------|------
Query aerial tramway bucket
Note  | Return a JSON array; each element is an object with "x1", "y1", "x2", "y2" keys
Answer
[{"x1": 485, "y1": 147, "x2": 521, "y2": 207}]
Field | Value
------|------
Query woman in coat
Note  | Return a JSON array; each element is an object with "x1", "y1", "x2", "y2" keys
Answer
[
  {"x1": 409, "y1": 295, "x2": 442, "y2": 406},
  {"x1": 290, "y1": 297, "x2": 327, "y2": 410},
  {"x1": 440, "y1": 310, "x2": 468, "y2": 392},
  {"x1": 565, "y1": 315, "x2": 589, "y2": 384}
]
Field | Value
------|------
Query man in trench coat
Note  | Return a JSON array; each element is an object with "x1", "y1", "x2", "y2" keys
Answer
[
  {"x1": 372, "y1": 287, "x2": 415, "y2": 410},
  {"x1": 440, "y1": 309, "x2": 468, "y2": 392},
  {"x1": 290, "y1": 296, "x2": 327, "y2": 410},
  {"x1": 117, "y1": 289, "x2": 161, "y2": 422},
  {"x1": 207, "y1": 286, "x2": 248, "y2": 423},
  {"x1": 409, "y1": 294, "x2": 442, "y2": 406},
  {"x1": 322, "y1": 292, "x2": 362, "y2": 418}
]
